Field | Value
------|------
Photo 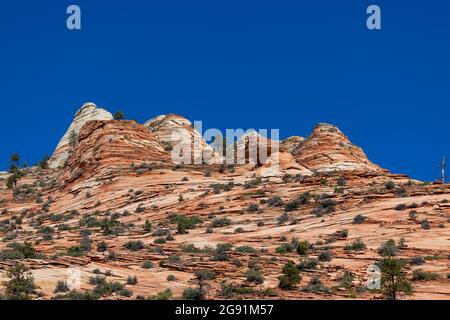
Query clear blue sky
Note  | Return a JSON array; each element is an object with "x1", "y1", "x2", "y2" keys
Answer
[{"x1": 1, "y1": 1, "x2": 449, "y2": 181}]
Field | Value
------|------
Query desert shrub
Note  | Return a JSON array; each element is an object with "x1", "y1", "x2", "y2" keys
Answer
[
  {"x1": 232, "y1": 258, "x2": 243, "y2": 267},
  {"x1": 194, "y1": 270, "x2": 216, "y2": 281},
  {"x1": 297, "y1": 258, "x2": 318, "y2": 271},
  {"x1": 212, "y1": 246, "x2": 230, "y2": 261},
  {"x1": 211, "y1": 217, "x2": 232, "y2": 228},
  {"x1": 318, "y1": 250, "x2": 333, "y2": 262},
  {"x1": 167, "y1": 275, "x2": 176, "y2": 281},
  {"x1": 345, "y1": 239, "x2": 367, "y2": 251},
  {"x1": 0, "y1": 242, "x2": 37, "y2": 261},
  {"x1": 378, "y1": 239, "x2": 398, "y2": 257},
  {"x1": 127, "y1": 276, "x2": 138, "y2": 285},
  {"x1": 278, "y1": 261, "x2": 301, "y2": 290},
  {"x1": 277, "y1": 212, "x2": 289, "y2": 225},
  {"x1": 285, "y1": 192, "x2": 311, "y2": 212},
  {"x1": 123, "y1": 240, "x2": 145, "y2": 251},
  {"x1": 97, "y1": 241, "x2": 108, "y2": 252},
  {"x1": 420, "y1": 219, "x2": 431, "y2": 230},
  {"x1": 410, "y1": 257, "x2": 425, "y2": 266},
  {"x1": 267, "y1": 196, "x2": 284, "y2": 207},
  {"x1": 336, "y1": 176, "x2": 347, "y2": 187},
  {"x1": 154, "y1": 237, "x2": 166, "y2": 244},
  {"x1": 247, "y1": 203, "x2": 259, "y2": 212},
  {"x1": 394, "y1": 204, "x2": 407, "y2": 211},
  {"x1": 100, "y1": 217, "x2": 124, "y2": 236},
  {"x1": 257, "y1": 220, "x2": 265, "y2": 227},
  {"x1": 142, "y1": 261, "x2": 154, "y2": 269},
  {"x1": 341, "y1": 271, "x2": 354, "y2": 288},
  {"x1": 296, "y1": 240, "x2": 310, "y2": 256},
  {"x1": 182, "y1": 288, "x2": 204, "y2": 300},
  {"x1": 275, "y1": 239, "x2": 299, "y2": 254},
  {"x1": 3, "y1": 263, "x2": 36, "y2": 300},
  {"x1": 303, "y1": 276, "x2": 330, "y2": 293},
  {"x1": 54, "y1": 281, "x2": 70, "y2": 293},
  {"x1": 412, "y1": 269, "x2": 439, "y2": 281},
  {"x1": 152, "y1": 289, "x2": 173, "y2": 300},
  {"x1": 311, "y1": 199, "x2": 337, "y2": 217},
  {"x1": 143, "y1": 220, "x2": 152, "y2": 232},
  {"x1": 245, "y1": 269, "x2": 264, "y2": 284},
  {"x1": 352, "y1": 214, "x2": 367, "y2": 224},
  {"x1": 53, "y1": 290, "x2": 100, "y2": 300},
  {"x1": 335, "y1": 229, "x2": 349, "y2": 238},
  {"x1": 236, "y1": 246, "x2": 257, "y2": 254},
  {"x1": 89, "y1": 275, "x2": 107, "y2": 285},
  {"x1": 152, "y1": 229, "x2": 169, "y2": 237},
  {"x1": 385, "y1": 181, "x2": 395, "y2": 190},
  {"x1": 80, "y1": 237, "x2": 93, "y2": 252},
  {"x1": 408, "y1": 210, "x2": 418, "y2": 220},
  {"x1": 170, "y1": 215, "x2": 202, "y2": 234},
  {"x1": 244, "y1": 177, "x2": 262, "y2": 189}
]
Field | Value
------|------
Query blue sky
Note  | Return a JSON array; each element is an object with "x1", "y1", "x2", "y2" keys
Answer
[{"x1": 0, "y1": 1, "x2": 449, "y2": 181}]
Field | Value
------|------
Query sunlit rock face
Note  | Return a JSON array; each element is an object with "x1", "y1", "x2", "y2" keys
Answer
[
  {"x1": 49, "y1": 103, "x2": 113, "y2": 169},
  {"x1": 59, "y1": 120, "x2": 170, "y2": 184},
  {"x1": 293, "y1": 123, "x2": 383, "y2": 173},
  {"x1": 144, "y1": 114, "x2": 222, "y2": 164}
]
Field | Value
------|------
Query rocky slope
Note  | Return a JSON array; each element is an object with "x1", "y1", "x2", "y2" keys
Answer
[
  {"x1": 144, "y1": 114, "x2": 221, "y2": 165},
  {"x1": 49, "y1": 103, "x2": 113, "y2": 169},
  {"x1": 60, "y1": 120, "x2": 170, "y2": 185},
  {"x1": 0, "y1": 104, "x2": 448, "y2": 301},
  {"x1": 293, "y1": 123, "x2": 382, "y2": 173}
]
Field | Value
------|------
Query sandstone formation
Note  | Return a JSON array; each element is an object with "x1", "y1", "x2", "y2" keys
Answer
[
  {"x1": 144, "y1": 114, "x2": 222, "y2": 165},
  {"x1": 60, "y1": 120, "x2": 170, "y2": 184},
  {"x1": 281, "y1": 136, "x2": 305, "y2": 154},
  {"x1": 0, "y1": 104, "x2": 448, "y2": 301},
  {"x1": 293, "y1": 123, "x2": 382, "y2": 173},
  {"x1": 49, "y1": 103, "x2": 113, "y2": 169}
]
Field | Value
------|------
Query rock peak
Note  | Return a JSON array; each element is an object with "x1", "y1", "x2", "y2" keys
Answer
[
  {"x1": 293, "y1": 124, "x2": 382, "y2": 173},
  {"x1": 48, "y1": 103, "x2": 113, "y2": 169}
]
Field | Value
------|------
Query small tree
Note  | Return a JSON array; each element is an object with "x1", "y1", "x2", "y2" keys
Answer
[
  {"x1": 9, "y1": 153, "x2": 20, "y2": 172},
  {"x1": 113, "y1": 111, "x2": 125, "y2": 120},
  {"x1": 297, "y1": 240, "x2": 310, "y2": 256},
  {"x1": 379, "y1": 258, "x2": 412, "y2": 300},
  {"x1": 37, "y1": 155, "x2": 50, "y2": 170},
  {"x1": 3, "y1": 263, "x2": 36, "y2": 300},
  {"x1": 278, "y1": 261, "x2": 301, "y2": 290},
  {"x1": 68, "y1": 130, "x2": 78, "y2": 148}
]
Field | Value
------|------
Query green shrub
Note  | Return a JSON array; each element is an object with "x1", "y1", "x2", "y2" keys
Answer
[
  {"x1": 297, "y1": 258, "x2": 318, "y2": 271},
  {"x1": 3, "y1": 263, "x2": 36, "y2": 300},
  {"x1": 352, "y1": 214, "x2": 367, "y2": 224},
  {"x1": 318, "y1": 250, "x2": 333, "y2": 262},
  {"x1": 182, "y1": 288, "x2": 204, "y2": 300},
  {"x1": 211, "y1": 217, "x2": 232, "y2": 228},
  {"x1": 236, "y1": 246, "x2": 257, "y2": 254},
  {"x1": 412, "y1": 269, "x2": 439, "y2": 281},
  {"x1": 152, "y1": 288, "x2": 173, "y2": 300},
  {"x1": 245, "y1": 269, "x2": 264, "y2": 284},
  {"x1": 385, "y1": 181, "x2": 395, "y2": 190},
  {"x1": 127, "y1": 276, "x2": 138, "y2": 285},
  {"x1": 378, "y1": 239, "x2": 398, "y2": 257},
  {"x1": 303, "y1": 276, "x2": 330, "y2": 293},
  {"x1": 296, "y1": 240, "x2": 310, "y2": 256},
  {"x1": 123, "y1": 240, "x2": 145, "y2": 251},
  {"x1": 345, "y1": 239, "x2": 366, "y2": 251},
  {"x1": 278, "y1": 261, "x2": 301, "y2": 290}
]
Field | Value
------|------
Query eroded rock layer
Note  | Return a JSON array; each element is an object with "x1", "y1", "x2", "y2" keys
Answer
[
  {"x1": 60, "y1": 120, "x2": 170, "y2": 184},
  {"x1": 293, "y1": 123, "x2": 382, "y2": 173},
  {"x1": 49, "y1": 103, "x2": 113, "y2": 169}
]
